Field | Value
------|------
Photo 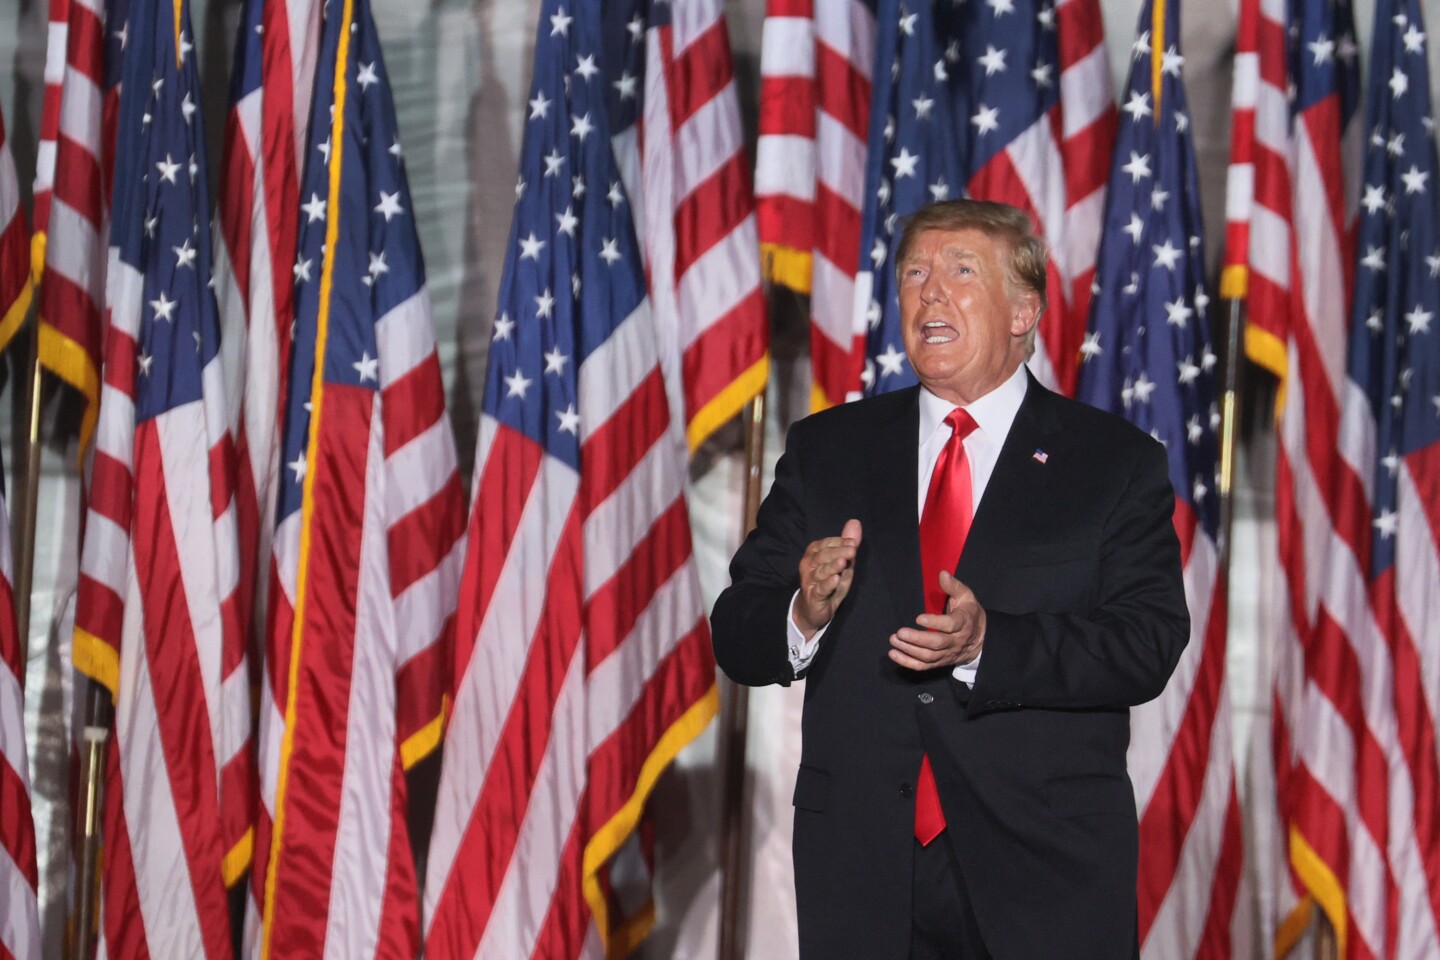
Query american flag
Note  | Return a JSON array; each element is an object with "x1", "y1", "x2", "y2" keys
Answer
[
  {"x1": 34, "y1": 0, "x2": 125, "y2": 451},
  {"x1": 31, "y1": 0, "x2": 69, "y2": 249},
  {"x1": 0, "y1": 104, "x2": 40, "y2": 960},
  {"x1": 853, "y1": 0, "x2": 1114, "y2": 402},
  {"x1": 213, "y1": 0, "x2": 320, "y2": 666},
  {"x1": 753, "y1": 0, "x2": 876, "y2": 411},
  {"x1": 422, "y1": 2, "x2": 716, "y2": 957},
  {"x1": 1309, "y1": 0, "x2": 1440, "y2": 954},
  {"x1": 1220, "y1": 0, "x2": 1363, "y2": 952},
  {"x1": 604, "y1": 0, "x2": 770, "y2": 453},
  {"x1": 74, "y1": 0, "x2": 253, "y2": 953},
  {"x1": 245, "y1": 0, "x2": 466, "y2": 953},
  {"x1": 1076, "y1": 0, "x2": 1247, "y2": 956}
]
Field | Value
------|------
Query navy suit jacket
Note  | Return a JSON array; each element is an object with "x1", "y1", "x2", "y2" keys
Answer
[{"x1": 711, "y1": 374, "x2": 1189, "y2": 960}]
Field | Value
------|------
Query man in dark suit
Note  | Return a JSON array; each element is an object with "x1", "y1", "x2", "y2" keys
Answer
[{"x1": 711, "y1": 200, "x2": 1189, "y2": 960}]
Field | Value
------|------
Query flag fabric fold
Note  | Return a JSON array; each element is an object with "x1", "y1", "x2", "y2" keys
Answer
[
  {"x1": 1077, "y1": 0, "x2": 1246, "y2": 955},
  {"x1": 74, "y1": 0, "x2": 253, "y2": 952},
  {"x1": 605, "y1": 0, "x2": 770, "y2": 453},
  {"x1": 246, "y1": 0, "x2": 466, "y2": 953},
  {"x1": 854, "y1": 0, "x2": 1114, "y2": 402},
  {"x1": 423, "y1": 2, "x2": 717, "y2": 957}
]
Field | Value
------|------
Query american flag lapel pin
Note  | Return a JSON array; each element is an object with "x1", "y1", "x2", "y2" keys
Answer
[{"x1": 1032, "y1": 448, "x2": 1049, "y2": 464}]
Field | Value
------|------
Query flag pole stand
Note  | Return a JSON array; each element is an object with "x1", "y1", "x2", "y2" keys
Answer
[
  {"x1": 717, "y1": 392, "x2": 766, "y2": 960},
  {"x1": 73, "y1": 684, "x2": 110, "y2": 960}
]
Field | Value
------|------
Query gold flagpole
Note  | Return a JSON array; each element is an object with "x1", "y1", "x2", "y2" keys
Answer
[{"x1": 717, "y1": 392, "x2": 766, "y2": 960}]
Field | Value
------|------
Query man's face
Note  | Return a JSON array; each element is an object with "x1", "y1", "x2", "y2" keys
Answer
[{"x1": 897, "y1": 227, "x2": 1039, "y2": 405}]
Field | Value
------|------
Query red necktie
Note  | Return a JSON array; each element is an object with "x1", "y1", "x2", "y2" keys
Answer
[{"x1": 914, "y1": 408, "x2": 977, "y2": 846}]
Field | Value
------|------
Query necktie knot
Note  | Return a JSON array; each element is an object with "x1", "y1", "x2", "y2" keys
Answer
[{"x1": 945, "y1": 407, "x2": 978, "y2": 443}]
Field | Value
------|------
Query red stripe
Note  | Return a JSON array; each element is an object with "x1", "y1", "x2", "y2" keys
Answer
[
  {"x1": 1172, "y1": 497, "x2": 1197, "y2": 569},
  {"x1": 131, "y1": 423, "x2": 234, "y2": 959},
  {"x1": 1403, "y1": 444, "x2": 1440, "y2": 555},
  {"x1": 1298, "y1": 98, "x2": 1354, "y2": 295},
  {"x1": 387, "y1": 471, "x2": 466, "y2": 596},
  {"x1": 579, "y1": 370, "x2": 669, "y2": 514},
  {"x1": 50, "y1": 131, "x2": 105, "y2": 227},
  {"x1": 210, "y1": 433, "x2": 238, "y2": 520},
  {"x1": 664, "y1": 19, "x2": 734, "y2": 131},
  {"x1": 765, "y1": 0, "x2": 813, "y2": 17},
  {"x1": 382, "y1": 351, "x2": 448, "y2": 456},
  {"x1": 1136, "y1": 576, "x2": 1227, "y2": 942},
  {"x1": 1056, "y1": 0, "x2": 1105, "y2": 70},
  {"x1": 681, "y1": 287, "x2": 769, "y2": 423},
  {"x1": 372, "y1": 764, "x2": 422, "y2": 957},
  {"x1": 75, "y1": 577, "x2": 124, "y2": 655},
  {"x1": 259, "y1": 0, "x2": 302, "y2": 415},
  {"x1": 100, "y1": 747, "x2": 156, "y2": 960},
  {"x1": 810, "y1": 325, "x2": 863, "y2": 410},
  {"x1": 756, "y1": 193, "x2": 813, "y2": 255},
  {"x1": 395, "y1": 621, "x2": 451, "y2": 747},
  {"x1": 584, "y1": 497, "x2": 694, "y2": 667},
  {"x1": 812, "y1": 183, "x2": 862, "y2": 281},
  {"x1": 527, "y1": 822, "x2": 591, "y2": 960},
  {"x1": 673, "y1": 153, "x2": 754, "y2": 279},
  {"x1": 1250, "y1": 143, "x2": 1293, "y2": 223},
  {"x1": 264, "y1": 388, "x2": 372, "y2": 956},
  {"x1": 0, "y1": 756, "x2": 37, "y2": 886},
  {"x1": 38, "y1": 270, "x2": 103, "y2": 376},
  {"x1": 1256, "y1": 16, "x2": 1289, "y2": 92},
  {"x1": 1193, "y1": 790, "x2": 1244, "y2": 959},
  {"x1": 62, "y1": 0, "x2": 105, "y2": 88},
  {"x1": 815, "y1": 43, "x2": 870, "y2": 142},
  {"x1": 217, "y1": 108, "x2": 257, "y2": 310},
  {"x1": 757, "y1": 76, "x2": 815, "y2": 138},
  {"x1": 220, "y1": 746, "x2": 256, "y2": 871},
  {"x1": 1060, "y1": 108, "x2": 1116, "y2": 209},
  {"x1": 424, "y1": 513, "x2": 586, "y2": 959},
  {"x1": 1039, "y1": 259, "x2": 1079, "y2": 396}
]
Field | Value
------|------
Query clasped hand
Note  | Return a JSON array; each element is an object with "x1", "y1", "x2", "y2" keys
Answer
[{"x1": 794, "y1": 521, "x2": 986, "y2": 670}]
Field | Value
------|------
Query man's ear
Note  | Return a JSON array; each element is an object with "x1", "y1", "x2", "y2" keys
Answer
[{"x1": 1010, "y1": 289, "x2": 1042, "y2": 337}]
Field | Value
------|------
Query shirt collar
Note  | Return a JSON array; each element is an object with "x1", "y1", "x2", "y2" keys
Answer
[{"x1": 918, "y1": 363, "x2": 1029, "y2": 444}]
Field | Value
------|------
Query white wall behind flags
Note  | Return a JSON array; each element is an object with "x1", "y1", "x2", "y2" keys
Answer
[{"x1": 3, "y1": 0, "x2": 1440, "y2": 956}]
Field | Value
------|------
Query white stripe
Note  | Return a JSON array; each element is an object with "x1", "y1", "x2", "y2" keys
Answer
[
  {"x1": 810, "y1": 253, "x2": 858, "y2": 347},
  {"x1": 577, "y1": 303, "x2": 659, "y2": 443},
  {"x1": 43, "y1": 22, "x2": 69, "y2": 84},
  {"x1": 32, "y1": 143, "x2": 56, "y2": 197},
  {"x1": 321, "y1": 421, "x2": 396, "y2": 960},
  {"x1": 1129, "y1": 535, "x2": 1219, "y2": 812},
  {"x1": 816, "y1": 111, "x2": 867, "y2": 203},
  {"x1": 1336, "y1": 379, "x2": 1376, "y2": 504},
  {"x1": 79, "y1": 512, "x2": 130, "y2": 596},
  {"x1": 1253, "y1": 81, "x2": 1290, "y2": 158},
  {"x1": 1395, "y1": 466, "x2": 1440, "y2": 724},
  {"x1": 46, "y1": 199, "x2": 106, "y2": 306},
  {"x1": 0, "y1": 666, "x2": 28, "y2": 772},
  {"x1": 393, "y1": 534, "x2": 466, "y2": 665},
  {"x1": 754, "y1": 135, "x2": 817, "y2": 201},
  {"x1": 1060, "y1": 186, "x2": 1106, "y2": 281},
  {"x1": 274, "y1": 510, "x2": 302, "y2": 608},
  {"x1": 106, "y1": 255, "x2": 144, "y2": 339},
  {"x1": 1259, "y1": 0, "x2": 1285, "y2": 24},
  {"x1": 672, "y1": 87, "x2": 743, "y2": 202},
  {"x1": 57, "y1": 66, "x2": 102, "y2": 156},
  {"x1": 1292, "y1": 126, "x2": 1350, "y2": 404},
  {"x1": 585, "y1": 563, "x2": 704, "y2": 751},
  {"x1": 675, "y1": 225, "x2": 762, "y2": 352},
  {"x1": 582, "y1": 442, "x2": 685, "y2": 594},
  {"x1": 423, "y1": 445, "x2": 579, "y2": 916},
  {"x1": 1247, "y1": 203, "x2": 1291, "y2": 291},
  {"x1": 1005, "y1": 119, "x2": 1068, "y2": 262},
  {"x1": 375, "y1": 290, "x2": 438, "y2": 389},
  {"x1": 1223, "y1": 163, "x2": 1254, "y2": 223},
  {"x1": 1230, "y1": 53, "x2": 1259, "y2": 111},
  {"x1": 759, "y1": 17, "x2": 814, "y2": 79},
  {"x1": 815, "y1": 0, "x2": 875, "y2": 78},
  {"x1": 0, "y1": 146, "x2": 20, "y2": 218},
  {"x1": 0, "y1": 842, "x2": 41, "y2": 960},
  {"x1": 1139, "y1": 679, "x2": 1235, "y2": 959},
  {"x1": 472, "y1": 646, "x2": 589, "y2": 960},
  {"x1": 1025, "y1": 333, "x2": 1060, "y2": 393},
  {"x1": 116, "y1": 558, "x2": 207, "y2": 957},
  {"x1": 384, "y1": 416, "x2": 459, "y2": 524},
  {"x1": 1059, "y1": 45, "x2": 1112, "y2": 139},
  {"x1": 286, "y1": 0, "x2": 322, "y2": 175},
  {"x1": 667, "y1": 0, "x2": 722, "y2": 58},
  {"x1": 219, "y1": 666, "x2": 251, "y2": 770}
]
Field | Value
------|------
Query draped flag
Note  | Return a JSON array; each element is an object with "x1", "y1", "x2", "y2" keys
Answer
[
  {"x1": 604, "y1": 0, "x2": 769, "y2": 453},
  {"x1": 73, "y1": 0, "x2": 253, "y2": 952},
  {"x1": 35, "y1": 0, "x2": 125, "y2": 451},
  {"x1": 1220, "y1": 0, "x2": 1362, "y2": 952},
  {"x1": 753, "y1": 0, "x2": 876, "y2": 410},
  {"x1": 32, "y1": 0, "x2": 70, "y2": 259},
  {"x1": 854, "y1": 0, "x2": 1114, "y2": 402},
  {"x1": 423, "y1": 1, "x2": 717, "y2": 956},
  {"x1": 1302, "y1": 1, "x2": 1440, "y2": 955},
  {"x1": 0, "y1": 104, "x2": 40, "y2": 960},
  {"x1": 1077, "y1": 0, "x2": 1246, "y2": 955},
  {"x1": 214, "y1": 0, "x2": 321, "y2": 662},
  {"x1": 246, "y1": 0, "x2": 467, "y2": 953}
]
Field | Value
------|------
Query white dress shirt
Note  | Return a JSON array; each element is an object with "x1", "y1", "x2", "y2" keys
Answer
[{"x1": 786, "y1": 363, "x2": 1030, "y2": 684}]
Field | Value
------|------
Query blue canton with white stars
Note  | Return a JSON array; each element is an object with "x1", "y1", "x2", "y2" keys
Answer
[
  {"x1": 1289, "y1": 0, "x2": 1359, "y2": 121},
  {"x1": 486, "y1": 0, "x2": 648, "y2": 473},
  {"x1": 1349, "y1": 0, "x2": 1440, "y2": 571},
  {"x1": 1076, "y1": 0, "x2": 1220, "y2": 542},
  {"x1": 857, "y1": 0, "x2": 1060, "y2": 395},
  {"x1": 277, "y1": 0, "x2": 429, "y2": 526},
  {"x1": 601, "y1": 0, "x2": 661, "y2": 133},
  {"x1": 110, "y1": 0, "x2": 222, "y2": 426}
]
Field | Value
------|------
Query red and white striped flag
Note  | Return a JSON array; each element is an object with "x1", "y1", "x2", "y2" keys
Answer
[
  {"x1": 423, "y1": 2, "x2": 716, "y2": 956},
  {"x1": 213, "y1": 0, "x2": 320, "y2": 654},
  {"x1": 754, "y1": 0, "x2": 875, "y2": 411},
  {"x1": 31, "y1": 0, "x2": 69, "y2": 257},
  {"x1": 609, "y1": 0, "x2": 770, "y2": 453},
  {"x1": 1221, "y1": 0, "x2": 1362, "y2": 952},
  {"x1": 75, "y1": 0, "x2": 254, "y2": 952},
  {"x1": 34, "y1": 0, "x2": 122, "y2": 453},
  {"x1": 0, "y1": 103, "x2": 41, "y2": 960},
  {"x1": 246, "y1": 0, "x2": 466, "y2": 953}
]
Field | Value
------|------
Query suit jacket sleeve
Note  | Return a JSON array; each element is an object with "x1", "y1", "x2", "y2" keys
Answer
[
  {"x1": 710, "y1": 422, "x2": 811, "y2": 687},
  {"x1": 970, "y1": 437, "x2": 1189, "y2": 712}
]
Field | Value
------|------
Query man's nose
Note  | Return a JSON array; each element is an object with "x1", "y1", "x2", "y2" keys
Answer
[{"x1": 920, "y1": 272, "x2": 946, "y2": 303}]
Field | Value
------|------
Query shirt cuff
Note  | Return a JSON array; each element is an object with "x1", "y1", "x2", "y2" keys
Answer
[
  {"x1": 952, "y1": 652, "x2": 981, "y2": 686},
  {"x1": 787, "y1": 591, "x2": 827, "y2": 673}
]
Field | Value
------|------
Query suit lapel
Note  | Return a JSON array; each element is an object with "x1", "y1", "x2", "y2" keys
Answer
[
  {"x1": 865, "y1": 387, "x2": 926, "y2": 625},
  {"x1": 959, "y1": 373, "x2": 1063, "y2": 579}
]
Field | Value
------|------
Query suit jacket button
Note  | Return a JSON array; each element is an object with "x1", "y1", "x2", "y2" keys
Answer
[
  {"x1": 899, "y1": 782, "x2": 913, "y2": 798},
  {"x1": 918, "y1": 692, "x2": 934, "y2": 704}
]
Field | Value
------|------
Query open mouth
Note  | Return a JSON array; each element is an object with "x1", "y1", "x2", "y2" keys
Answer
[{"x1": 921, "y1": 321, "x2": 957, "y2": 344}]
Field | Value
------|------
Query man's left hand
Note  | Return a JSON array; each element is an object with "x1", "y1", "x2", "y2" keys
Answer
[{"x1": 888, "y1": 570, "x2": 985, "y2": 671}]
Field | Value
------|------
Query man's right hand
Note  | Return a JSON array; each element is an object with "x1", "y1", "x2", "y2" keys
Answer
[{"x1": 794, "y1": 519, "x2": 863, "y2": 639}]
